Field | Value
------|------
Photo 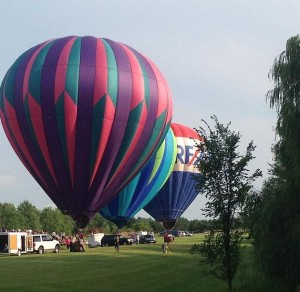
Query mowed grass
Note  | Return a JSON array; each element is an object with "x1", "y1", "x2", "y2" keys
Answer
[{"x1": 0, "y1": 234, "x2": 257, "y2": 292}]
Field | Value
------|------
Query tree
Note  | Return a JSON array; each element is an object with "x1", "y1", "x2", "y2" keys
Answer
[
  {"x1": 17, "y1": 200, "x2": 42, "y2": 231},
  {"x1": 0, "y1": 203, "x2": 20, "y2": 230},
  {"x1": 254, "y1": 35, "x2": 300, "y2": 291},
  {"x1": 87, "y1": 213, "x2": 116, "y2": 234},
  {"x1": 193, "y1": 116, "x2": 262, "y2": 292},
  {"x1": 131, "y1": 218, "x2": 152, "y2": 232},
  {"x1": 174, "y1": 217, "x2": 190, "y2": 231},
  {"x1": 189, "y1": 219, "x2": 212, "y2": 233},
  {"x1": 40, "y1": 207, "x2": 69, "y2": 234}
]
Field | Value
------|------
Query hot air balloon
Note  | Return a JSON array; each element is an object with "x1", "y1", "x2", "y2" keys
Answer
[
  {"x1": 144, "y1": 123, "x2": 203, "y2": 229},
  {"x1": 100, "y1": 127, "x2": 177, "y2": 228},
  {"x1": 0, "y1": 36, "x2": 173, "y2": 229}
]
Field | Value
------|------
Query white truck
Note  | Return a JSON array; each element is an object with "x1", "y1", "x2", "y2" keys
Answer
[{"x1": 87, "y1": 233, "x2": 104, "y2": 248}]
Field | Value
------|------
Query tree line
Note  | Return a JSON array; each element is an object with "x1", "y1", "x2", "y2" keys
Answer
[{"x1": 0, "y1": 200, "x2": 214, "y2": 236}]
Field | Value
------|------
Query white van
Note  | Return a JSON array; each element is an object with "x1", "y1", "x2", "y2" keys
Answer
[{"x1": 87, "y1": 233, "x2": 104, "y2": 248}]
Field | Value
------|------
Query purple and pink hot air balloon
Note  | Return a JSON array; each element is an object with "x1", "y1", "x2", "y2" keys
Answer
[{"x1": 0, "y1": 36, "x2": 173, "y2": 228}]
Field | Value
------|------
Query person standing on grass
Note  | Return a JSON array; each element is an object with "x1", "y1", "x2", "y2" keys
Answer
[
  {"x1": 163, "y1": 232, "x2": 170, "y2": 253},
  {"x1": 115, "y1": 234, "x2": 120, "y2": 252}
]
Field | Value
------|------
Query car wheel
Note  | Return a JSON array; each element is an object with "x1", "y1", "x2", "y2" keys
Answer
[
  {"x1": 38, "y1": 246, "x2": 44, "y2": 254},
  {"x1": 105, "y1": 243, "x2": 109, "y2": 247},
  {"x1": 54, "y1": 245, "x2": 60, "y2": 253}
]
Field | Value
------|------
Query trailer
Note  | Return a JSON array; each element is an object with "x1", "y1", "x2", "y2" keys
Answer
[
  {"x1": 0, "y1": 231, "x2": 34, "y2": 256},
  {"x1": 87, "y1": 233, "x2": 104, "y2": 248}
]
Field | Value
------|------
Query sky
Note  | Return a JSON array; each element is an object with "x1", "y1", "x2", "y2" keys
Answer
[{"x1": 0, "y1": 0, "x2": 299, "y2": 221}]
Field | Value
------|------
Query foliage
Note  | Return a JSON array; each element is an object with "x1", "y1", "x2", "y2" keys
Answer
[
  {"x1": 130, "y1": 217, "x2": 153, "y2": 232},
  {"x1": 0, "y1": 203, "x2": 20, "y2": 230},
  {"x1": 197, "y1": 230, "x2": 243, "y2": 280},
  {"x1": 193, "y1": 116, "x2": 262, "y2": 292},
  {"x1": 239, "y1": 190, "x2": 261, "y2": 236},
  {"x1": 175, "y1": 217, "x2": 190, "y2": 231},
  {"x1": 87, "y1": 213, "x2": 117, "y2": 234},
  {"x1": 189, "y1": 219, "x2": 213, "y2": 233},
  {"x1": 254, "y1": 176, "x2": 300, "y2": 291},
  {"x1": 17, "y1": 200, "x2": 42, "y2": 231},
  {"x1": 40, "y1": 207, "x2": 73, "y2": 234},
  {"x1": 253, "y1": 35, "x2": 300, "y2": 291}
]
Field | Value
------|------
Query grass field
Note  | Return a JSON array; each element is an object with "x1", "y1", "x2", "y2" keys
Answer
[{"x1": 0, "y1": 234, "x2": 261, "y2": 292}]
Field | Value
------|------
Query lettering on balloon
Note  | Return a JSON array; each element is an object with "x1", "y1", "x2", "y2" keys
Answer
[{"x1": 174, "y1": 137, "x2": 201, "y2": 173}]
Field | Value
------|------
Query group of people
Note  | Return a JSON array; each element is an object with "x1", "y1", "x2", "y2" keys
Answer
[{"x1": 66, "y1": 232, "x2": 85, "y2": 252}]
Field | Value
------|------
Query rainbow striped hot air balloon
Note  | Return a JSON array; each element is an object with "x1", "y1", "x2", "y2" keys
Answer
[
  {"x1": 0, "y1": 36, "x2": 173, "y2": 228},
  {"x1": 144, "y1": 123, "x2": 203, "y2": 229},
  {"x1": 100, "y1": 128, "x2": 177, "y2": 228}
]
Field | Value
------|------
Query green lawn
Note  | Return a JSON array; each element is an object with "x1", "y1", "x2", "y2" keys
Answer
[{"x1": 0, "y1": 235, "x2": 258, "y2": 292}]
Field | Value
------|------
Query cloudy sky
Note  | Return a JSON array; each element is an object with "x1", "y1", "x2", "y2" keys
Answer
[{"x1": 0, "y1": 1, "x2": 298, "y2": 220}]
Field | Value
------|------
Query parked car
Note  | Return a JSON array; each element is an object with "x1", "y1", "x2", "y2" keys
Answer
[
  {"x1": 32, "y1": 234, "x2": 60, "y2": 254},
  {"x1": 140, "y1": 234, "x2": 156, "y2": 244},
  {"x1": 184, "y1": 231, "x2": 193, "y2": 237},
  {"x1": 101, "y1": 235, "x2": 134, "y2": 247}
]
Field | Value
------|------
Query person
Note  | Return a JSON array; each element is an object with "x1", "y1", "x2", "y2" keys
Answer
[
  {"x1": 114, "y1": 234, "x2": 120, "y2": 252},
  {"x1": 163, "y1": 232, "x2": 172, "y2": 253},
  {"x1": 65, "y1": 237, "x2": 71, "y2": 250},
  {"x1": 136, "y1": 234, "x2": 139, "y2": 244},
  {"x1": 79, "y1": 237, "x2": 85, "y2": 252},
  {"x1": 70, "y1": 234, "x2": 76, "y2": 252}
]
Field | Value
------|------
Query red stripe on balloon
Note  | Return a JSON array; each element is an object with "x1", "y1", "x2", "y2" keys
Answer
[
  {"x1": 171, "y1": 123, "x2": 200, "y2": 139},
  {"x1": 3, "y1": 98, "x2": 47, "y2": 187},
  {"x1": 27, "y1": 92, "x2": 58, "y2": 187}
]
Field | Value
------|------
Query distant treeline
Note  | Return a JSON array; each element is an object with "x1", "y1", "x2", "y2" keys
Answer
[{"x1": 0, "y1": 200, "x2": 217, "y2": 235}]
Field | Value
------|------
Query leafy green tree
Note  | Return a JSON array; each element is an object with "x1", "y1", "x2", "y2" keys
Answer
[
  {"x1": 86, "y1": 213, "x2": 116, "y2": 234},
  {"x1": 40, "y1": 207, "x2": 68, "y2": 234},
  {"x1": 0, "y1": 203, "x2": 20, "y2": 230},
  {"x1": 189, "y1": 219, "x2": 212, "y2": 233},
  {"x1": 239, "y1": 190, "x2": 261, "y2": 236},
  {"x1": 149, "y1": 219, "x2": 164, "y2": 233},
  {"x1": 254, "y1": 35, "x2": 300, "y2": 291},
  {"x1": 17, "y1": 200, "x2": 42, "y2": 231},
  {"x1": 193, "y1": 116, "x2": 262, "y2": 292},
  {"x1": 174, "y1": 217, "x2": 190, "y2": 231},
  {"x1": 131, "y1": 219, "x2": 152, "y2": 232}
]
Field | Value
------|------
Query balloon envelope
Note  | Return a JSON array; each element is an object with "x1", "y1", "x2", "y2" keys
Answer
[
  {"x1": 144, "y1": 123, "x2": 202, "y2": 229},
  {"x1": 0, "y1": 36, "x2": 173, "y2": 228},
  {"x1": 100, "y1": 128, "x2": 177, "y2": 228}
]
